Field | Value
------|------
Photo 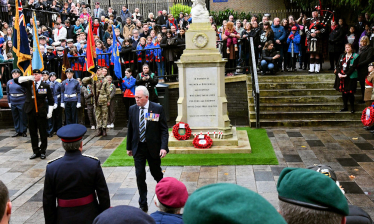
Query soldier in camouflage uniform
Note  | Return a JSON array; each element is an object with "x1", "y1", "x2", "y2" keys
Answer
[{"x1": 82, "y1": 67, "x2": 111, "y2": 137}]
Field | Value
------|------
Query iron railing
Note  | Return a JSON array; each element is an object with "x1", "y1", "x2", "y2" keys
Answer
[{"x1": 249, "y1": 36, "x2": 260, "y2": 128}]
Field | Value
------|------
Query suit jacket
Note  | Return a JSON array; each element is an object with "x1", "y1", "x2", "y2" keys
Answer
[
  {"x1": 127, "y1": 101, "x2": 169, "y2": 158},
  {"x1": 93, "y1": 8, "x2": 105, "y2": 18},
  {"x1": 14, "y1": 78, "x2": 54, "y2": 117}
]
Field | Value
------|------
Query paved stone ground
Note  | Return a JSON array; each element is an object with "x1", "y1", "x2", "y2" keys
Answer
[{"x1": 0, "y1": 126, "x2": 373, "y2": 223}]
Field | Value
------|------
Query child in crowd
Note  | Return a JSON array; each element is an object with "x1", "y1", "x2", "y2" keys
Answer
[
  {"x1": 106, "y1": 76, "x2": 116, "y2": 129},
  {"x1": 154, "y1": 34, "x2": 165, "y2": 83},
  {"x1": 286, "y1": 26, "x2": 301, "y2": 71},
  {"x1": 121, "y1": 68, "x2": 136, "y2": 123},
  {"x1": 224, "y1": 21, "x2": 238, "y2": 54},
  {"x1": 145, "y1": 36, "x2": 154, "y2": 71},
  {"x1": 95, "y1": 40, "x2": 110, "y2": 68},
  {"x1": 84, "y1": 83, "x2": 96, "y2": 129},
  {"x1": 68, "y1": 46, "x2": 83, "y2": 79},
  {"x1": 74, "y1": 20, "x2": 85, "y2": 35},
  {"x1": 136, "y1": 37, "x2": 147, "y2": 73}
]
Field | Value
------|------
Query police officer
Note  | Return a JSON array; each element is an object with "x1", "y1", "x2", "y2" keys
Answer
[
  {"x1": 50, "y1": 72, "x2": 62, "y2": 133},
  {"x1": 42, "y1": 71, "x2": 54, "y2": 137},
  {"x1": 14, "y1": 69, "x2": 54, "y2": 159},
  {"x1": 61, "y1": 68, "x2": 81, "y2": 125},
  {"x1": 43, "y1": 124, "x2": 110, "y2": 224},
  {"x1": 6, "y1": 69, "x2": 27, "y2": 137}
]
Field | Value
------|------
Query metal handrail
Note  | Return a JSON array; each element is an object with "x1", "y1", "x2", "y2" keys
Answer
[{"x1": 249, "y1": 36, "x2": 260, "y2": 128}]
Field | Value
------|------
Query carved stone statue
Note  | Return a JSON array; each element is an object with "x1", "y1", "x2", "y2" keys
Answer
[{"x1": 191, "y1": 0, "x2": 209, "y2": 23}]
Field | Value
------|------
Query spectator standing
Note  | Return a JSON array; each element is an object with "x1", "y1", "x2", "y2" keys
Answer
[
  {"x1": 258, "y1": 21, "x2": 274, "y2": 58},
  {"x1": 133, "y1": 8, "x2": 143, "y2": 22},
  {"x1": 93, "y1": 2, "x2": 105, "y2": 19},
  {"x1": 6, "y1": 69, "x2": 27, "y2": 137},
  {"x1": 65, "y1": 20, "x2": 75, "y2": 41},
  {"x1": 126, "y1": 85, "x2": 168, "y2": 213},
  {"x1": 0, "y1": 180, "x2": 11, "y2": 224},
  {"x1": 96, "y1": 40, "x2": 110, "y2": 68},
  {"x1": 357, "y1": 36, "x2": 374, "y2": 103},
  {"x1": 106, "y1": 7, "x2": 117, "y2": 19},
  {"x1": 286, "y1": 26, "x2": 300, "y2": 71},
  {"x1": 161, "y1": 30, "x2": 178, "y2": 78},
  {"x1": 137, "y1": 37, "x2": 147, "y2": 71},
  {"x1": 136, "y1": 64, "x2": 158, "y2": 102},
  {"x1": 123, "y1": 17, "x2": 135, "y2": 38},
  {"x1": 120, "y1": 5, "x2": 132, "y2": 23},
  {"x1": 154, "y1": 34, "x2": 165, "y2": 82},
  {"x1": 346, "y1": 26, "x2": 359, "y2": 52},
  {"x1": 121, "y1": 68, "x2": 136, "y2": 123},
  {"x1": 157, "y1": 10, "x2": 168, "y2": 25},
  {"x1": 271, "y1": 17, "x2": 286, "y2": 71},
  {"x1": 328, "y1": 20, "x2": 345, "y2": 70},
  {"x1": 281, "y1": 19, "x2": 290, "y2": 71},
  {"x1": 151, "y1": 177, "x2": 188, "y2": 224},
  {"x1": 120, "y1": 38, "x2": 135, "y2": 72},
  {"x1": 334, "y1": 43, "x2": 360, "y2": 113},
  {"x1": 354, "y1": 14, "x2": 366, "y2": 36},
  {"x1": 106, "y1": 76, "x2": 116, "y2": 129},
  {"x1": 299, "y1": 17, "x2": 308, "y2": 70},
  {"x1": 54, "y1": 22, "x2": 67, "y2": 42},
  {"x1": 166, "y1": 14, "x2": 178, "y2": 30},
  {"x1": 43, "y1": 124, "x2": 110, "y2": 224}
]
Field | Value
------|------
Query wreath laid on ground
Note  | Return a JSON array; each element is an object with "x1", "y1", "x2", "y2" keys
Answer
[
  {"x1": 192, "y1": 135, "x2": 213, "y2": 149},
  {"x1": 361, "y1": 106, "x2": 374, "y2": 126},
  {"x1": 172, "y1": 122, "x2": 192, "y2": 140}
]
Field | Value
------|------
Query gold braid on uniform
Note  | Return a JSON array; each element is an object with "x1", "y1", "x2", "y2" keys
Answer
[
  {"x1": 47, "y1": 156, "x2": 63, "y2": 164},
  {"x1": 82, "y1": 154, "x2": 99, "y2": 160}
]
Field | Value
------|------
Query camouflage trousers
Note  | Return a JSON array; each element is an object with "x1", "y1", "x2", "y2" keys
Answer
[{"x1": 95, "y1": 105, "x2": 108, "y2": 128}]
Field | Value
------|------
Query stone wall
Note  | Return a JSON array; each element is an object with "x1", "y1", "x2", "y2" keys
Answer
[
  {"x1": 210, "y1": 0, "x2": 286, "y2": 13},
  {"x1": 0, "y1": 77, "x2": 249, "y2": 128}
]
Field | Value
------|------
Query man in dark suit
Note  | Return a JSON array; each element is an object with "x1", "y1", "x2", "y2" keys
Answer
[
  {"x1": 14, "y1": 69, "x2": 54, "y2": 160},
  {"x1": 43, "y1": 124, "x2": 110, "y2": 224},
  {"x1": 354, "y1": 14, "x2": 366, "y2": 36},
  {"x1": 127, "y1": 86, "x2": 169, "y2": 213}
]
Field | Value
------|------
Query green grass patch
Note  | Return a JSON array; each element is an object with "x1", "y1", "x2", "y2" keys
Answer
[{"x1": 102, "y1": 127, "x2": 278, "y2": 166}]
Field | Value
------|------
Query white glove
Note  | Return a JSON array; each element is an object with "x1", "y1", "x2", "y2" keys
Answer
[
  {"x1": 8, "y1": 103, "x2": 11, "y2": 108},
  {"x1": 53, "y1": 104, "x2": 57, "y2": 109},
  {"x1": 18, "y1": 76, "x2": 35, "y2": 83},
  {"x1": 77, "y1": 103, "x2": 81, "y2": 108},
  {"x1": 47, "y1": 106, "x2": 54, "y2": 119},
  {"x1": 60, "y1": 103, "x2": 65, "y2": 108}
]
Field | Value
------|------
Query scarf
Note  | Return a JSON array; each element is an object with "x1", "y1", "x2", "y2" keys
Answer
[
  {"x1": 359, "y1": 45, "x2": 369, "y2": 54},
  {"x1": 331, "y1": 25, "x2": 337, "y2": 31},
  {"x1": 93, "y1": 23, "x2": 100, "y2": 35},
  {"x1": 57, "y1": 26, "x2": 62, "y2": 35}
]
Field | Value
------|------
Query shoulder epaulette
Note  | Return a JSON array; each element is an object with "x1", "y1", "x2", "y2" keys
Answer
[
  {"x1": 82, "y1": 154, "x2": 99, "y2": 161},
  {"x1": 47, "y1": 156, "x2": 63, "y2": 164}
]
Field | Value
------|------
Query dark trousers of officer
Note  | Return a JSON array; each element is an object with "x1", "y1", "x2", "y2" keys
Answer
[
  {"x1": 28, "y1": 110, "x2": 48, "y2": 155},
  {"x1": 134, "y1": 142, "x2": 163, "y2": 206},
  {"x1": 11, "y1": 104, "x2": 27, "y2": 134},
  {"x1": 65, "y1": 101, "x2": 77, "y2": 125},
  {"x1": 52, "y1": 106, "x2": 62, "y2": 132}
]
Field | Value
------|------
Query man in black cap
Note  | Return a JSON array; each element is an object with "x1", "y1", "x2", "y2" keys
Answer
[
  {"x1": 43, "y1": 124, "x2": 110, "y2": 224},
  {"x1": 14, "y1": 69, "x2": 54, "y2": 159},
  {"x1": 6, "y1": 69, "x2": 28, "y2": 137}
]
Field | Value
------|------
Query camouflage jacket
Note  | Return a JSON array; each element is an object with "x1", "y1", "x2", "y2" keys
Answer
[{"x1": 82, "y1": 76, "x2": 111, "y2": 106}]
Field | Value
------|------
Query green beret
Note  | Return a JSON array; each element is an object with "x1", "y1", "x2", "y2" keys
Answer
[
  {"x1": 277, "y1": 168, "x2": 349, "y2": 216},
  {"x1": 183, "y1": 183, "x2": 287, "y2": 224}
]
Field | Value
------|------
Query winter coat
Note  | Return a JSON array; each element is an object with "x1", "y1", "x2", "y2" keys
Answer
[
  {"x1": 271, "y1": 24, "x2": 287, "y2": 42},
  {"x1": 334, "y1": 53, "x2": 360, "y2": 92},
  {"x1": 357, "y1": 46, "x2": 374, "y2": 80},
  {"x1": 328, "y1": 26, "x2": 345, "y2": 53},
  {"x1": 121, "y1": 76, "x2": 136, "y2": 98},
  {"x1": 160, "y1": 36, "x2": 178, "y2": 62},
  {"x1": 150, "y1": 211, "x2": 184, "y2": 224},
  {"x1": 96, "y1": 48, "x2": 110, "y2": 68},
  {"x1": 287, "y1": 32, "x2": 301, "y2": 53}
]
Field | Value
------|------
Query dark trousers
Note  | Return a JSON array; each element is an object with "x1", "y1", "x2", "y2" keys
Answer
[
  {"x1": 134, "y1": 142, "x2": 163, "y2": 206},
  {"x1": 359, "y1": 77, "x2": 365, "y2": 101},
  {"x1": 77, "y1": 107, "x2": 85, "y2": 125},
  {"x1": 11, "y1": 104, "x2": 27, "y2": 134},
  {"x1": 342, "y1": 92, "x2": 355, "y2": 110},
  {"x1": 274, "y1": 44, "x2": 284, "y2": 70},
  {"x1": 52, "y1": 106, "x2": 62, "y2": 132},
  {"x1": 329, "y1": 52, "x2": 340, "y2": 69},
  {"x1": 87, "y1": 104, "x2": 96, "y2": 127},
  {"x1": 122, "y1": 98, "x2": 135, "y2": 121},
  {"x1": 65, "y1": 101, "x2": 77, "y2": 125},
  {"x1": 107, "y1": 99, "x2": 115, "y2": 124},
  {"x1": 28, "y1": 111, "x2": 48, "y2": 155}
]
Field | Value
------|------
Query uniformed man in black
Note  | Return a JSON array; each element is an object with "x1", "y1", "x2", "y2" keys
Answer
[
  {"x1": 14, "y1": 69, "x2": 54, "y2": 160},
  {"x1": 43, "y1": 124, "x2": 110, "y2": 224}
]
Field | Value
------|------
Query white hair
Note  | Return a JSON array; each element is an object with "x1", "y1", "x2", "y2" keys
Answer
[
  {"x1": 148, "y1": 12, "x2": 154, "y2": 19},
  {"x1": 136, "y1": 86, "x2": 149, "y2": 97}
]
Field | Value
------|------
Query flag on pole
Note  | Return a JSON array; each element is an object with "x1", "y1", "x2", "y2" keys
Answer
[
  {"x1": 86, "y1": 19, "x2": 96, "y2": 77},
  {"x1": 31, "y1": 12, "x2": 44, "y2": 72},
  {"x1": 12, "y1": 0, "x2": 32, "y2": 75},
  {"x1": 112, "y1": 25, "x2": 122, "y2": 79},
  {"x1": 61, "y1": 48, "x2": 70, "y2": 81}
]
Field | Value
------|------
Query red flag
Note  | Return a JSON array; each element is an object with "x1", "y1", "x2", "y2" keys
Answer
[{"x1": 86, "y1": 19, "x2": 96, "y2": 76}]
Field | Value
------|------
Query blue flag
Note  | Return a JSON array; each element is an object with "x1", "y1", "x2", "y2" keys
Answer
[
  {"x1": 13, "y1": 0, "x2": 32, "y2": 75},
  {"x1": 112, "y1": 25, "x2": 122, "y2": 79},
  {"x1": 32, "y1": 12, "x2": 44, "y2": 71}
]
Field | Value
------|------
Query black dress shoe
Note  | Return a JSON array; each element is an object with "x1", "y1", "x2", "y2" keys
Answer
[
  {"x1": 22, "y1": 133, "x2": 27, "y2": 137},
  {"x1": 340, "y1": 108, "x2": 348, "y2": 112},
  {"x1": 40, "y1": 154, "x2": 46, "y2": 159},
  {"x1": 140, "y1": 205, "x2": 148, "y2": 213},
  {"x1": 29, "y1": 154, "x2": 40, "y2": 159},
  {"x1": 12, "y1": 133, "x2": 20, "y2": 137}
]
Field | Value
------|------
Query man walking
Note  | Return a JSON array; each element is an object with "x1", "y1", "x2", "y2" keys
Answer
[{"x1": 127, "y1": 86, "x2": 169, "y2": 213}]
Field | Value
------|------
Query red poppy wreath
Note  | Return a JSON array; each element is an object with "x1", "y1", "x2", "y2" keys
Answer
[
  {"x1": 361, "y1": 106, "x2": 374, "y2": 127},
  {"x1": 172, "y1": 122, "x2": 192, "y2": 140},
  {"x1": 192, "y1": 135, "x2": 213, "y2": 149}
]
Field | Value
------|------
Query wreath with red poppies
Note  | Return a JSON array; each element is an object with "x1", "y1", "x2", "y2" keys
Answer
[
  {"x1": 193, "y1": 135, "x2": 213, "y2": 149},
  {"x1": 361, "y1": 106, "x2": 374, "y2": 126},
  {"x1": 172, "y1": 122, "x2": 192, "y2": 140}
]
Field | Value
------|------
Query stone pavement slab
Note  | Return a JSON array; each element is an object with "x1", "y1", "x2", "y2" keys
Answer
[{"x1": 0, "y1": 127, "x2": 372, "y2": 223}]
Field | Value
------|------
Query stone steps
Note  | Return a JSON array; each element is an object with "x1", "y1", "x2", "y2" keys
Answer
[{"x1": 247, "y1": 73, "x2": 365, "y2": 127}]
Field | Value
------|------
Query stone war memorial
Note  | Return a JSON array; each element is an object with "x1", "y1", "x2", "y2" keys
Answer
[{"x1": 168, "y1": 0, "x2": 251, "y2": 154}]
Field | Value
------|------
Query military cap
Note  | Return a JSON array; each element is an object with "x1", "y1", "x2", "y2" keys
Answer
[
  {"x1": 50, "y1": 72, "x2": 57, "y2": 77},
  {"x1": 156, "y1": 177, "x2": 188, "y2": 208},
  {"x1": 161, "y1": 25, "x2": 167, "y2": 28},
  {"x1": 65, "y1": 68, "x2": 74, "y2": 73},
  {"x1": 277, "y1": 168, "x2": 349, "y2": 216},
  {"x1": 93, "y1": 205, "x2": 156, "y2": 224},
  {"x1": 46, "y1": 46, "x2": 54, "y2": 50},
  {"x1": 57, "y1": 124, "x2": 87, "y2": 143},
  {"x1": 56, "y1": 47, "x2": 64, "y2": 51},
  {"x1": 80, "y1": 40, "x2": 86, "y2": 44},
  {"x1": 60, "y1": 38, "x2": 66, "y2": 42},
  {"x1": 67, "y1": 39, "x2": 74, "y2": 43},
  {"x1": 42, "y1": 70, "x2": 50, "y2": 75},
  {"x1": 307, "y1": 164, "x2": 337, "y2": 182},
  {"x1": 11, "y1": 69, "x2": 21, "y2": 74},
  {"x1": 52, "y1": 41, "x2": 61, "y2": 46},
  {"x1": 33, "y1": 69, "x2": 42, "y2": 74},
  {"x1": 183, "y1": 183, "x2": 287, "y2": 224},
  {"x1": 369, "y1": 62, "x2": 374, "y2": 67},
  {"x1": 39, "y1": 35, "x2": 47, "y2": 40}
]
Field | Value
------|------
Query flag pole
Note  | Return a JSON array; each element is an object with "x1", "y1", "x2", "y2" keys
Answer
[{"x1": 30, "y1": 68, "x2": 38, "y2": 114}]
